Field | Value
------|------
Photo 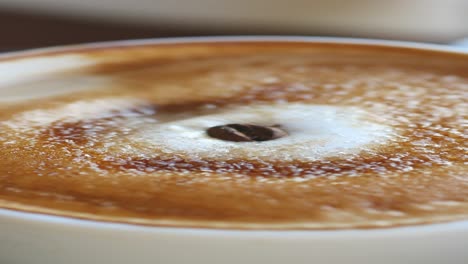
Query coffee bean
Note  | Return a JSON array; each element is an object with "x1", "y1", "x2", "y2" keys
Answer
[{"x1": 206, "y1": 124, "x2": 287, "y2": 142}]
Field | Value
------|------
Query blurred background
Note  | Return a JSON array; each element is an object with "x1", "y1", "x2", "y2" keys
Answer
[{"x1": 1, "y1": 0, "x2": 468, "y2": 52}]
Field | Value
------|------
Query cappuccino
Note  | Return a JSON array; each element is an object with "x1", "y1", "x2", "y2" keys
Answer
[{"x1": 0, "y1": 41, "x2": 466, "y2": 229}]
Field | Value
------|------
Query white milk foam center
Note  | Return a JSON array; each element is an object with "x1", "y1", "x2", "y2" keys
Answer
[{"x1": 132, "y1": 103, "x2": 394, "y2": 161}]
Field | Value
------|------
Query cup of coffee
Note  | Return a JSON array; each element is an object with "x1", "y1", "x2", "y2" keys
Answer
[{"x1": 0, "y1": 37, "x2": 467, "y2": 264}]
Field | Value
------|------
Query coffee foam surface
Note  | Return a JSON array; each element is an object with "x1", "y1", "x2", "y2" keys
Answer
[
  {"x1": 0, "y1": 42, "x2": 467, "y2": 230},
  {"x1": 4, "y1": 98, "x2": 148, "y2": 128},
  {"x1": 0, "y1": 55, "x2": 103, "y2": 101}
]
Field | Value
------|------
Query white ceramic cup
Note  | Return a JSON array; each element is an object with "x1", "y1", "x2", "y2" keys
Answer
[{"x1": 0, "y1": 37, "x2": 467, "y2": 264}]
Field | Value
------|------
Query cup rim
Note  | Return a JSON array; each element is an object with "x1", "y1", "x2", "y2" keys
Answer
[
  {"x1": 1, "y1": 36, "x2": 467, "y2": 61},
  {"x1": 1, "y1": 36, "x2": 467, "y2": 238},
  {"x1": 1, "y1": 208, "x2": 468, "y2": 239}
]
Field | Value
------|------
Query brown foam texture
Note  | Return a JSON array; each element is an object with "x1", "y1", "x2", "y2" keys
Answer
[{"x1": 0, "y1": 41, "x2": 467, "y2": 229}]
